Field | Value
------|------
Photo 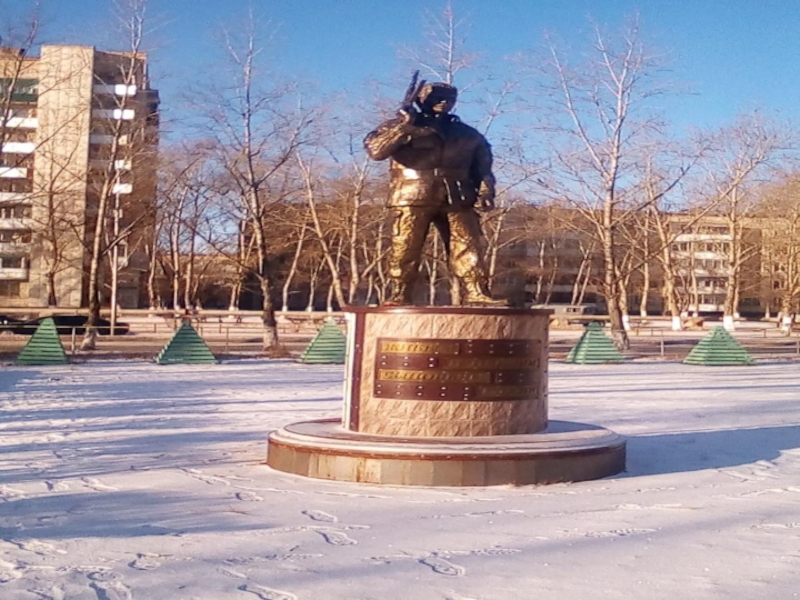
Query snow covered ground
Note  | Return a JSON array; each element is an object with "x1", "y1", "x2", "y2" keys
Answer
[{"x1": 1, "y1": 359, "x2": 799, "y2": 600}]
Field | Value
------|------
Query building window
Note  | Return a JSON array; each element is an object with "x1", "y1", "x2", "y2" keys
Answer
[
  {"x1": 0, "y1": 230, "x2": 30, "y2": 243},
  {"x1": 0, "y1": 78, "x2": 39, "y2": 102},
  {"x1": 0, "y1": 180, "x2": 32, "y2": 193},
  {"x1": 0, "y1": 256, "x2": 24, "y2": 268},
  {"x1": 0, "y1": 205, "x2": 32, "y2": 219},
  {"x1": 0, "y1": 281, "x2": 20, "y2": 297}
]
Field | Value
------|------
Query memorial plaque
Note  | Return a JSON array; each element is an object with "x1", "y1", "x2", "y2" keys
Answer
[{"x1": 374, "y1": 337, "x2": 541, "y2": 401}]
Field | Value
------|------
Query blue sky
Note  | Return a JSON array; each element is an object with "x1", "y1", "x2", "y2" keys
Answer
[{"x1": 15, "y1": 0, "x2": 800, "y2": 135}]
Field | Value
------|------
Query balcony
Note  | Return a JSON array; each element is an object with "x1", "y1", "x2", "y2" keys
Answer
[
  {"x1": 674, "y1": 232, "x2": 733, "y2": 242},
  {"x1": 112, "y1": 182, "x2": 133, "y2": 195},
  {"x1": 0, "y1": 242, "x2": 30, "y2": 254},
  {"x1": 0, "y1": 167, "x2": 27, "y2": 178},
  {"x1": 0, "y1": 192, "x2": 28, "y2": 203},
  {"x1": 90, "y1": 134, "x2": 129, "y2": 145},
  {"x1": 0, "y1": 218, "x2": 30, "y2": 229},
  {"x1": 90, "y1": 159, "x2": 132, "y2": 171},
  {"x1": 92, "y1": 108, "x2": 135, "y2": 120},
  {"x1": 93, "y1": 83, "x2": 138, "y2": 97},
  {"x1": 1, "y1": 142, "x2": 35, "y2": 154},
  {"x1": 0, "y1": 267, "x2": 28, "y2": 280},
  {"x1": 4, "y1": 117, "x2": 37, "y2": 128},
  {"x1": 676, "y1": 268, "x2": 732, "y2": 278}
]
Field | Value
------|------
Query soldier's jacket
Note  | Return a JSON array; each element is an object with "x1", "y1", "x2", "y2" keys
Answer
[{"x1": 364, "y1": 114, "x2": 496, "y2": 208}]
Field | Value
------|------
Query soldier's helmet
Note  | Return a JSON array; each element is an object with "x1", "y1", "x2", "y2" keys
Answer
[{"x1": 418, "y1": 82, "x2": 458, "y2": 112}]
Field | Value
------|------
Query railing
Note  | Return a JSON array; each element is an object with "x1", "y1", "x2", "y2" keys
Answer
[{"x1": 2, "y1": 309, "x2": 800, "y2": 361}]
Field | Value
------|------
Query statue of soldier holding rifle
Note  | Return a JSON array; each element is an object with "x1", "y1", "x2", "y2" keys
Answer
[{"x1": 364, "y1": 72, "x2": 502, "y2": 306}]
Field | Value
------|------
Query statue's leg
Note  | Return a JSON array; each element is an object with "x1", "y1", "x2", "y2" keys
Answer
[
  {"x1": 446, "y1": 209, "x2": 501, "y2": 304},
  {"x1": 386, "y1": 206, "x2": 433, "y2": 304}
]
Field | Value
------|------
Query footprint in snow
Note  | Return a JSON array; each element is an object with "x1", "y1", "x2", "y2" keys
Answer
[
  {"x1": 315, "y1": 528, "x2": 357, "y2": 546},
  {"x1": 238, "y1": 583, "x2": 298, "y2": 600},
  {"x1": 181, "y1": 468, "x2": 231, "y2": 486},
  {"x1": 0, "y1": 558, "x2": 23, "y2": 582},
  {"x1": 0, "y1": 485, "x2": 26, "y2": 501},
  {"x1": 81, "y1": 478, "x2": 118, "y2": 492},
  {"x1": 31, "y1": 584, "x2": 66, "y2": 600},
  {"x1": 45, "y1": 480, "x2": 69, "y2": 492},
  {"x1": 236, "y1": 491, "x2": 264, "y2": 502},
  {"x1": 219, "y1": 566, "x2": 248, "y2": 579},
  {"x1": 128, "y1": 553, "x2": 162, "y2": 570},
  {"x1": 86, "y1": 570, "x2": 121, "y2": 582},
  {"x1": 87, "y1": 569, "x2": 133, "y2": 600},
  {"x1": 89, "y1": 580, "x2": 133, "y2": 600},
  {"x1": 469, "y1": 547, "x2": 521, "y2": 556},
  {"x1": 754, "y1": 522, "x2": 800, "y2": 530},
  {"x1": 9, "y1": 539, "x2": 67, "y2": 556},
  {"x1": 419, "y1": 556, "x2": 465, "y2": 577},
  {"x1": 585, "y1": 528, "x2": 656, "y2": 538},
  {"x1": 302, "y1": 510, "x2": 338, "y2": 523}
]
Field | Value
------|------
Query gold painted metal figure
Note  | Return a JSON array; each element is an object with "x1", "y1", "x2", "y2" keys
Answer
[{"x1": 364, "y1": 76, "x2": 501, "y2": 305}]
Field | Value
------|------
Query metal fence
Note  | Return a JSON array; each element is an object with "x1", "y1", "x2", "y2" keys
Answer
[{"x1": 1, "y1": 310, "x2": 799, "y2": 361}]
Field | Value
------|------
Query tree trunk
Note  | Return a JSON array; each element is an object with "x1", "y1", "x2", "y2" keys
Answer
[
  {"x1": 46, "y1": 272, "x2": 57, "y2": 307},
  {"x1": 602, "y1": 222, "x2": 629, "y2": 349},
  {"x1": 639, "y1": 260, "x2": 650, "y2": 317},
  {"x1": 258, "y1": 264, "x2": 283, "y2": 355}
]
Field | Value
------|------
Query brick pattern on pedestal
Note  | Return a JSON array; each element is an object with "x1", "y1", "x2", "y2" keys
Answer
[
  {"x1": 348, "y1": 308, "x2": 550, "y2": 437},
  {"x1": 267, "y1": 306, "x2": 627, "y2": 487}
]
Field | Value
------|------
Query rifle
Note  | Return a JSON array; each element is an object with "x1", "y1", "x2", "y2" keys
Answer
[{"x1": 399, "y1": 70, "x2": 425, "y2": 117}]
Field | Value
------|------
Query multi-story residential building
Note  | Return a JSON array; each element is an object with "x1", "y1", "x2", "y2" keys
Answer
[
  {"x1": 668, "y1": 215, "x2": 763, "y2": 316},
  {"x1": 0, "y1": 45, "x2": 158, "y2": 309},
  {"x1": 670, "y1": 217, "x2": 733, "y2": 313},
  {"x1": 502, "y1": 208, "x2": 768, "y2": 317}
]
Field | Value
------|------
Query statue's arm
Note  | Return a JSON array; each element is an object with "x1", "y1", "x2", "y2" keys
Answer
[
  {"x1": 474, "y1": 138, "x2": 497, "y2": 209},
  {"x1": 364, "y1": 116, "x2": 434, "y2": 161}
]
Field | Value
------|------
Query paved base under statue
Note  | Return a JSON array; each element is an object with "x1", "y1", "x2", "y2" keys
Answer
[
  {"x1": 267, "y1": 306, "x2": 625, "y2": 486},
  {"x1": 267, "y1": 418, "x2": 625, "y2": 486}
]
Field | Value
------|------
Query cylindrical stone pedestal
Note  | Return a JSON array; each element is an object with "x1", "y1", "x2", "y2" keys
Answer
[
  {"x1": 266, "y1": 305, "x2": 626, "y2": 486},
  {"x1": 342, "y1": 306, "x2": 551, "y2": 437}
]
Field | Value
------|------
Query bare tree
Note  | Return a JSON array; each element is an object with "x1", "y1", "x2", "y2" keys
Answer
[
  {"x1": 154, "y1": 144, "x2": 218, "y2": 311},
  {"x1": 693, "y1": 113, "x2": 794, "y2": 328},
  {"x1": 196, "y1": 9, "x2": 313, "y2": 352},
  {"x1": 1, "y1": 4, "x2": 88, "y2": 308},
  {"x1": 280, "y1": 205, "x2": 309, "y2": 312},
  {"x1": 757, "y1": 175, "x2": 800, "y2": 331},
  {"x1": 0, "y1": 2, "x2": 40, "y2": 153},
  {"x1": 82, "y1": 0, "x2": 158, "y2": 348},
  {"x1": 533, "y1": 17, "x2": 689, "y2": 348}
]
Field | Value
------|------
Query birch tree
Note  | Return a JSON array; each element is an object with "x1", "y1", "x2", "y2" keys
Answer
[
  {"x1": 532, "y1": 18, "x2": 689, "y2": 348},
  {"x1": 694, "y1": 113, "x2": 794, "y2": 329},
  {"x1": 198, "y1": 9, "x2": 313, "y2": 352},
  {"x1": 757, "y1": 175, "x2": 800, "y2": 331},
  {"x1": 82, "y1": 0, "x2": 157, "y2": 348}
]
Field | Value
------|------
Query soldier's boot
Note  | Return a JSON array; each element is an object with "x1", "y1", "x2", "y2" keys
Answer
[
  {"x1": 384, "y1": 281, "x2": 413, "y2": 306},
  {"x1": 462, "y1": 278, "x2": 508, "y2": 306}
]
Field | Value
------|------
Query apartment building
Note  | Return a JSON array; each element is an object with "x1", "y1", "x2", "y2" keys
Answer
[
  {"x1": 0, "y1": 45, "x2": 158, "y2": 309},
  {"x1": 668, "y1": 215, "x2": 762, "y2": 316},
  {"x1": 503, "y1": 207, "x2": 769, "y2": 317}
]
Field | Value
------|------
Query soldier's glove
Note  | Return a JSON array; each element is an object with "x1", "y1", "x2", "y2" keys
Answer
[
  {"x1": 477, "y1": 192, "x2": 496, "y2": 211},
  {"x1": 398, "y1": 106, "x2": 418, "y2": 125}
]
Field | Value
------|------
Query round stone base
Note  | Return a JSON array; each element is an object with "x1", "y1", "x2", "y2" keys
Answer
[{"x1": 266, "y1": 419, "x2": 625, "y2": 486}]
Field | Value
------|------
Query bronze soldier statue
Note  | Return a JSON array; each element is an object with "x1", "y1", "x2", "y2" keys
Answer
[{"x1": 364, "y1": 77, "x2": 501, "y2": 305}]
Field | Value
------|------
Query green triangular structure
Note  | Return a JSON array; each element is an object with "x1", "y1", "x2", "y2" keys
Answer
[
  {"x1": 16, "y1": 317, "x2": 69, "y2": 365},
  {"x1": 683, "y1": 326, "x2": 754, "y2": 366},
  {"x1": 298, "y1": 321, "x2": 346, "y2": 364},
  {"x1": 155, "y1": 321, "x2": 217, "y2": 365},
  {"x1": 565, "y1": 322, "x2": 625, "y2": 364}
]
